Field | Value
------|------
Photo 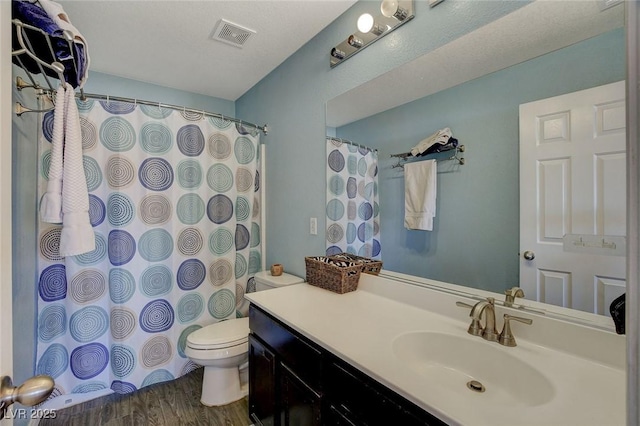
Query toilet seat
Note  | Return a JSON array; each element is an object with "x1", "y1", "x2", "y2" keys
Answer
[{"x1": 186, "y1": 317, "x2": 249, "y2": 350}]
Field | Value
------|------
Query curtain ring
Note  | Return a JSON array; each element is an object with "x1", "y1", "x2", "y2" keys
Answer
[
  {"x1": 201, "y1": 110, "x2": 205, "y2": 120},
  {"x1": 106, "y1": 95, "x2": 110, "y2": 106},
  {"x1": 134, "y1": 99, "x2": 137, "y2": 108}
]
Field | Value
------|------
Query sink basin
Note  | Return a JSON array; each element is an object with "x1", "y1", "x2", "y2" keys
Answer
[{"x1": 392, "y1": 331, "x2": 555, "y2": 407}]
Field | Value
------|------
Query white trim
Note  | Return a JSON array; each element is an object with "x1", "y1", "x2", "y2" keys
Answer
[
  {"x1": 0, "y1": 1, "x2": 14, "y2": 424},
  {"x1": 626, "y1": 1, "x2": 640, "y2": 424}
]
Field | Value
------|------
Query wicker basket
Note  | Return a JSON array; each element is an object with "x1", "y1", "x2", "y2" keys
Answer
[
  {"x1": 304, "y1": 256, "x2": 363, "y2": 294},
  {"x1": 329, "y1": 253, "x2": 383, "y2": 275}
]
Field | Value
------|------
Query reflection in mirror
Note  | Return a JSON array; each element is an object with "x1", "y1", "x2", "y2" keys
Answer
[{"x1": 326, "y1": 1, "x2": 625, "y2": 321}]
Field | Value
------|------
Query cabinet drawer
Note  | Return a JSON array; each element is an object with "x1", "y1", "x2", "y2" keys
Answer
[
  {"x1": 250, "y1": 305, "x2": 323, "y2": 389},
  {"x1": 326, "y1": 360, "x2": 446, "y2": 426}
]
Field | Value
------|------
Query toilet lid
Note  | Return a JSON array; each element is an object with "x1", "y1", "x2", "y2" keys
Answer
[{"x1": 187, "y1": 317, "x2": 249, "y2": 349}]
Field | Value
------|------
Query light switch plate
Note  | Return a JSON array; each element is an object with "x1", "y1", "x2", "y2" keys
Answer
[{"x1": 310, "y1": 217, "x2": 317, "y2": 235}]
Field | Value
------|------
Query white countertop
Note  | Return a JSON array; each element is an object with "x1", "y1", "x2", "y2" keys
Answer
[{"x1": 245, "y1": 279, "x2": 625, "y2": 426}]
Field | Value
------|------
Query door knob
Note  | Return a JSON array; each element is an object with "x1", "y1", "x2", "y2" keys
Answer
[
  {"x1": 523, "y1": 250, "x2": 535, "y2": 260},
  {"x1": 0, "y1": 375, "x2": 54, "y2": 419}
]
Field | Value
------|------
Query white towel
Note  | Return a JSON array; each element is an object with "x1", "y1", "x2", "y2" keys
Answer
[
  {"x1": 404, "y1": 160, "x2": 437, "y2": 231},
  {"x1": 59, "y1": 83, "x2": 95, "y2": 256},
  {"x1": 410, "y1": 128, "x2": 452, "y2": 157},
  {"x1": 40, "y1": 85, "x2": 66, "y2": 223}
]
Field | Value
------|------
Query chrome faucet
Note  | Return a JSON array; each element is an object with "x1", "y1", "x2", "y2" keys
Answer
[
  {"x1": 469, "y1": 297, "x2": 499, "y2": 342},
  {"x1": 456, "y1": 297, "x2": 499, "y2": 342},
  {"x1": 504, "y1": 287, "x2": 525, "y2": 307},
  {"x1": 456, "y1": 298, "x2": 533, "y2": 347}
]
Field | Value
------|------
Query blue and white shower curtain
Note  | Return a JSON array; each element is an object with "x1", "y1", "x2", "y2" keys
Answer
[
  {"x1": 325, "y1": 138, "x2": 380, "y2": 259},
  {"x1": 35, "y1": 99, "x2": 262, "y2": 398}
]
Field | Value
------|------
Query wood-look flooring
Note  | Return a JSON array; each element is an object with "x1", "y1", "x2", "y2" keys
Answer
[{"x1": 39, "y1": 367, "x2": 251, "y2": 426}]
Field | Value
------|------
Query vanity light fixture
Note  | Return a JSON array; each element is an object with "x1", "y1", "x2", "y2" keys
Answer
[
  {"x1": 357, "y1": 13, "x2": 374, "y2": 33},
  {"x1": 330, "y1": 0, "x2": 414, "y2": 68},
  {"x1": 348, "y1": 35, "x2": 363, "y2": 48},
  {"x1": 381, "y1": 0, "x2": 408, "y2": 21},
  {"x1": 331, "y1": 47, "x2": 346, "y2": 59}
]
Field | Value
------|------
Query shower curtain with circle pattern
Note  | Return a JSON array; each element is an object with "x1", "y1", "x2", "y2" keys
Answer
[
  {"x1": 325, "y1": 138, "x2": 381, "y2": 259},
  {"x1": 35, "y1": 99, "x2": 262, "y2": 398}
]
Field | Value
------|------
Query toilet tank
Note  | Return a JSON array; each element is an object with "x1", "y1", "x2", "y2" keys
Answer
[{"x1": 254, "y1": 270, "x2": 303, "y2": 291}]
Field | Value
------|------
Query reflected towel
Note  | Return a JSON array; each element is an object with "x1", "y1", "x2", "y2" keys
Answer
[
  {"x1": 59, "y1": 83, "x2": 95, "y2": 256},
  {"x1": 410, "y1": 128, "x2": 452, "y2": 157},
  {"x1": 40, "y1": 85, "x2": 65, "y2": 223},
  {"x1": 404, "y1": 160, "x2": 437, "y2": 231}
]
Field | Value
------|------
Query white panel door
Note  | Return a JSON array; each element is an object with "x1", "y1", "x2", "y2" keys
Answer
[{"x1": 520, "y1": 81, "x2": 626, "y2": 315}]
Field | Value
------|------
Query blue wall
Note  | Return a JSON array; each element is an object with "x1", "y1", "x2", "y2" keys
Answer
[
  {"x1": 336, "y1": 29, "x2": 625, "y2": 291},
  {"x1": 83, "y1": 71, "x2": 235, "y2": 117},
  {"x1": 236, "y1": 0, "x2": 529, "y2": 279}
]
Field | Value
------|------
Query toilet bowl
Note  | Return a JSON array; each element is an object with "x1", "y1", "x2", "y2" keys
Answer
[{"x1": 185, "y1": 271, "x2": 303, "y2": 406}]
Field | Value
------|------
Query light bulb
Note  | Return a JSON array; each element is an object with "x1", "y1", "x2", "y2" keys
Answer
[
  {"x1": 381, "y1": 0, "x2": 408, "y2": 20},
  {"x1": 380, "y1": 0, "x2": 398, "y2": 17},
  {"x1": 357, "y1": 13, "x2": 374, "y2": 33}
]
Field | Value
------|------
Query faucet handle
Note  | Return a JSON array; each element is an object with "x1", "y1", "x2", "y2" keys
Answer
[
  {"x1": 504, "y1": 287, "x2": 525, "y2": 307},
  {"x1": 498, "y1": 314, "x2": 533, "y2": 347},
  {"x1": 455, "y1": 301, "x2": 474, "y2": 309}
]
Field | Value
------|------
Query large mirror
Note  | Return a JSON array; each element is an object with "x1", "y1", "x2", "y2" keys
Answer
[{"x1": 326, "y1": 1, "x2": 626, "y2": 322}]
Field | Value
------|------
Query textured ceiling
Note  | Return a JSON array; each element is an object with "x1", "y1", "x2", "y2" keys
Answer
[{"x1": 59, "y1": 1, "x2": 357, "y2": 101}]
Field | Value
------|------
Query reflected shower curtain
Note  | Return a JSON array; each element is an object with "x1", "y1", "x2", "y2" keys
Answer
[
  {"x1": 325, "y1": 138, "x2": 380, "y2": 259},
  {"x1": 35, "y1": 99, "x2": 262, "y2": 398}
]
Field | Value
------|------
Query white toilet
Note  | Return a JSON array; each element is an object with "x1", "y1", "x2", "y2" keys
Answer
[{"x1": 185, "y1": 271, "x2": 303, "y2": 406}]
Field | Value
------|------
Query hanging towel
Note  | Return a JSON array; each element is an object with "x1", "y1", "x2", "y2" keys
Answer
[
  {"x1": 410, "y1": 128, "x2": 452, "y2": 157},
  {"x1": 404, "y1": 160, "x2": 437, "y2": 231},
  {"x1": 59, "y1": 83, "x2": 95, "y2": 256},
  {"x1": 40, "y1": 85, "x2": 66, "y2": 223}
]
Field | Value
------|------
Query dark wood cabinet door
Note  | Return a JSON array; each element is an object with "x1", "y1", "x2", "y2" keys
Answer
[
  {"x1": 280, "y1": 363, "x2": 322, "y2": 426},
  {"x1": 249, "y1": 334, "x2": 277, "y2": 426}
]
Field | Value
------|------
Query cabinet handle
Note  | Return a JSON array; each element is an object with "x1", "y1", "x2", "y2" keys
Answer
[
  {"x1": 250, "y1": 412, "x2": 265, "y2": 426},
  {"x1": 261, "y1": 349, "x2": 273, "y2": 362},
  {"x1": 330, "y1": 405, "x2": 358, "y2": 426}
]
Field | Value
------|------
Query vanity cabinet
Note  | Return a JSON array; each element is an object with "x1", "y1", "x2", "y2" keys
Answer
[{"x1": 248, "y1": 305, "x2": 446, "y2": 426}]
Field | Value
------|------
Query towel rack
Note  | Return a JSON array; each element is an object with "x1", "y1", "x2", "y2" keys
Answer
[
  {"x1": 12, "y1": 17, "x2": 84, "y2": 115},
  {"x1": 391, "y1": 145, "x2": 465, "y2": 169}
]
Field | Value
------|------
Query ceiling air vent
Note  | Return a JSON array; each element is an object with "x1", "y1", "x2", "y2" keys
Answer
[{"x1": 210, "y1": 19, "x2": 256, "y2": 48}]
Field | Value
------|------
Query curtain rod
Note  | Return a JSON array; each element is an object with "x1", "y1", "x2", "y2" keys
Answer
[
  {"x1": 78, "y1": 92, "x2": 269, "y2": 135},
  {"x1": 15, "y1": 78, "x2": 269, "y2": 135},
  {"x1": 326, "y1": 136, "x2": 377, "y2": 153}
]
